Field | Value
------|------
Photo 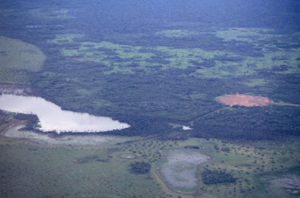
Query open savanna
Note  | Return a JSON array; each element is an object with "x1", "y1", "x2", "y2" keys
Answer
[
  {"x1": 0, "y1": 36, "x2": 46, "y2": 84},
  {"x1": 153, "y1": 136, "x2": 300, "y2": 198},
  {"x1": 188, "y1": 138, "x2": 300, "y2": 198},
  {"x1": 0, "y1": 137, "x2": 178, "y2": 198},
  {"x1": 1, "y1": 116, "x2": 300, "y2": 198}
]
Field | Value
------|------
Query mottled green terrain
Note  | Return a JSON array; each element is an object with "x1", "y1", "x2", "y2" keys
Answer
[
  {"x1": 0, "y1": 1, "x2": 300, "y2": 198},
  {"x1": 1, "y1": 114, "x2": 300, "y2": 198}
]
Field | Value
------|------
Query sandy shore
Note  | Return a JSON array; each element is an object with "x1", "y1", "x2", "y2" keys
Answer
[{"x1": 1, "y1": 122, "x2": 135, "y2": 147}]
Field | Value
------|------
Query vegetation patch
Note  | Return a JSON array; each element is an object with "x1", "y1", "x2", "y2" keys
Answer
[
  {"x1": 0, "y1": 36, "x2": 46, "y2": 84},
  {"x1": 129, "y1": 161, "x2": 151, "y2": 174},
  {"x1": 1, "y1": 119, "x2": 300, "y2": 198},
  {"x1": 0, "y1": 36, "x2": 45, "y2": 72},
  {"x1": 0, "y1": 2, "x2": 300, "y2": 198},
  {"x1": 201, "y1": 168, "x2": 237, "y2": 185},
  {"x1": 253, "y1": 167, "x2": 300, "y2": 198},
  {"x1": 76, "y1": 155, "x2": 99, "y2": 164}
]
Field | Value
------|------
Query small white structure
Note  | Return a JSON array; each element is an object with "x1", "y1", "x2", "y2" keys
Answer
[{"x1": 182, "y1": 125, "x2": 192, "y2": 130}]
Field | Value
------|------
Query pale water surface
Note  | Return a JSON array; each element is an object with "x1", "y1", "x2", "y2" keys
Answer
[
  {"x1": 160, "y1": 148, "x2": 208, "y2": 189},
  {"x1": 3, "y1": 124, "x2": 135, "y2": 146},
  {"x1": 0, "y1": 94, "x2": 130, "y2": 133}
]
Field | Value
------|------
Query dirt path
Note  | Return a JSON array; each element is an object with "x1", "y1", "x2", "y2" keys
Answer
[
  {"x1": 272, "y1": 102, "x2": 300, "y2": 107},
  {"x1": 188, "y1": 107, "x2": 227, "y2": 126},
  {"x1": 0, "y1": 119, "x2": 25, "y2": 135}
]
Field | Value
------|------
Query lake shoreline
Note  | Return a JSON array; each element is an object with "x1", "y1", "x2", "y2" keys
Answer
[
  {"x1": 156, "y1": 147, "x2": 209, "y2": 195},
  {"x1": 0, "y1": 119, "x2": 136, "y2": 147},
  {"x1": 0, "y1": 93, "x2": 130, "y2": 133}
]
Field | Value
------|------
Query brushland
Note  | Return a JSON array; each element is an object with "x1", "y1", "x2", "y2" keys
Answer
[{"x1": 1, "y1": 114, "x2": 300, "y2": 198}]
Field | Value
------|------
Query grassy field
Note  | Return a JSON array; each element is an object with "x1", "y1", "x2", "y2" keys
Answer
[
  {"x1": 251, "y1": 166, "x2": 300, "y2": 198},
  {"x1": 0, "y1": 36, "x2": 46, "y2": 84},
  {"x1": 46, "y1": 28, "x2": 300, "y2": 79},
  {"x1": 0, "y1": 137, "x2": 174, "y2": 198},
  {"x1": 1, "y1": 115, "x2": 300, "y2": 198}
]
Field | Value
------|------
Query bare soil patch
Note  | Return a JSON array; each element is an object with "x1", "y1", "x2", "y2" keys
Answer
[{"x1": 216, "y1": 93, "x2": 273, "y2": 107}]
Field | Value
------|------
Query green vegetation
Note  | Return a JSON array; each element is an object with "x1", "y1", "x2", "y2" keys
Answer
[
  {"x1": 252, "y1": 167, "x2": 300, "y2": 198},
  {"x1": 13, "y1": 113, "x2": 39, "y2": 130},
  {"x1": 129, "y1": 161, "x2": 151, "y2": 174},
  {"x1": 0, "y1": 2, "x2": 300, "y2": 198},
  {"x1": 25, "y1": 25, "x2": 300, "y2": 139},
  {"x1": 1, "y1": 115, "x2": 300, "y2": 197},
  {"x1": 1, "y1": 120, "x2": 300, "y2": 198},
  {"x1": 0, "y1": 124, "x2": 180, "y2": 197},
  {"x1": 201, "y1": 168, "x2": 237, "y2": 185},
  {"x1": 0, "y1": 36, "x2": 46, "y2": 84}
]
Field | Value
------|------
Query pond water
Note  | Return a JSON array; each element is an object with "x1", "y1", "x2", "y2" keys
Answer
[
  {"x1": 159, "y1": 148, "x2": 208, "y2": 191},
  {"x1": 0, "y1": 94, "x2": 130, "y2": 133}
]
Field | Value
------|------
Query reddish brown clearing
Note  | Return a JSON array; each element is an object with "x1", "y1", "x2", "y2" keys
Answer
[{"x1": 216, "y1": 93, "x2": 273, "y2": 107}]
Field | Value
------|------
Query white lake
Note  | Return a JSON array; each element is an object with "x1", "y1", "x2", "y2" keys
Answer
[{"x1": 0, "y1": 94, "x2": 130, "y2": 133}]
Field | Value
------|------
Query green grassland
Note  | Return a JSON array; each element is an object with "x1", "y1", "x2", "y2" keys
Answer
[
  {"x1": 1, "y1": 118, "x2": 300, "y2": 198},
  {"x1": 45, "y1": 28, "x2": 300, "y2": 78},
  {"x1": 0, "y1": 36, "x2": 46, "y2": 84},
  {"x1": 251, "y1": 166, "x2": 300, "y2": 198},
  {"x1": 0, "y1": 133, "x2": 179, "y2": 197},
  {"x1": 1, "y1": 113, "x2": 300, "y2": 198}
]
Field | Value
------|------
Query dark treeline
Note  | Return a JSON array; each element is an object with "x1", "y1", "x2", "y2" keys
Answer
[
  {"x1": 129, "y1": 161, "x2": 151, "y2": 174},
  {"x1": 201, "y1": 168, "x2": 237, "y2": 185},
  {"x1": 13, "y1": 113, "x2": 39, "y2": 130}
]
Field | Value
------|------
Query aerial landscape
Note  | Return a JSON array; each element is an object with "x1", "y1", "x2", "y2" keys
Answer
[{"x1": 0, "y1": 0, "x2": 300, "y2": 197}]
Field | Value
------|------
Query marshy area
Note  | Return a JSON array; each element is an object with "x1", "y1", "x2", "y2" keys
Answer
[{"x1": 157, "y1": 148, "x2": 209, "y2": 193}]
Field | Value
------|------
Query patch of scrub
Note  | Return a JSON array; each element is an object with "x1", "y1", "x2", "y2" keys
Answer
[
  {"x1": 28, "y1": 8, "x2": 74, "y2": 20},
  {"x1": 243, "y1": 78, "x2": 266, "y2": 87},
  {"x1": 159, "y1": 148, "x2": 208, "y2": 191},
  {"x1": 46, "y1": 29, "x2": 300, "y2": 80},
  {"x1": 155, "y1": 29, "x2": 200, "y2": 38},
  {"x1": 47, "y1": 34, "x2": 84, "y2": 44},
  {"x1": 215, "y1": 28, "x2": 271, "y2": 42},
  {"x1": 3, "y1": 124, "x2": 136, "y2": 146}
]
